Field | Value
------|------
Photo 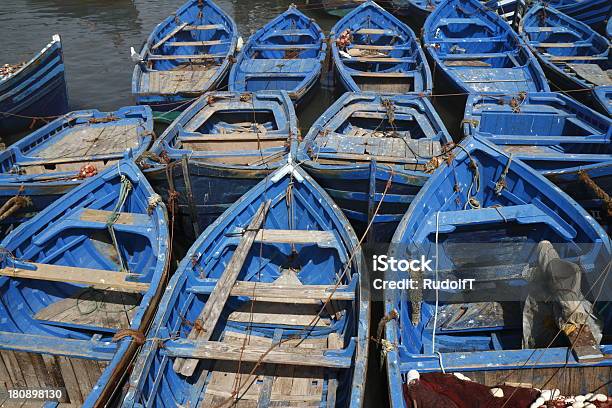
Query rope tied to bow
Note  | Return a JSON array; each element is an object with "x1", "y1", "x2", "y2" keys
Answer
[
  {"x1": 112, "y1": 329, "x2": 146, "y2": 345},
  {"x1": 107, "y1": 175, "x2": 133, "y2": 272},
  {"x1": 494, "y1": 153, "x2": 512, "y2": 196},
  {"x1": 0, "y1": 195, "x2": 32, "y2": 222},
  {"x1": 579, "y1": 170, "x2": 612, "y2": 216}
]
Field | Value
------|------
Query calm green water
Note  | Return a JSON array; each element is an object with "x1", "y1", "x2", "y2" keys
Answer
[{"x1": 0, "y1": 0, "x2": 339, "y2": 141}]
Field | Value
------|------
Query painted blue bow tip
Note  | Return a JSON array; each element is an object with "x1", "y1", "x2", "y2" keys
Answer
[
  {"x1": 132, "y1": 0, "x2": 239, "y2": 112},
  {"x1": 142, "y1": 91, "x2": 298, "y2": 238},
  {"x1": 330, "y1": 1, "x2": 432, "y2": 95},
  {"x1": 0, "y1": 34, "x2": 69, "y2": 135},
  {"x1": 0, "y1": 160, "x2": 170, "y2": 407},
  {"x1": 384, "y1": 137, "x2": 611, "y2": 407},
  {"x1": 228, "y1": 6, "x2": 326, "y2": 107},
  {"x1": 423, "y1": 0, "x2": 550, "y2": 96},
  {"x1": 0, "y1": 105, "x2": 154, "y2": 235},
  {"x1": 298, "y1": 92, "x2": 453, "y2": 242},
  {"x1": 121, "y1": 163, "x2": 369, "y2": 408},
  {"x1": 519, "y1": 5, "x2": 611, "y2": 114}
]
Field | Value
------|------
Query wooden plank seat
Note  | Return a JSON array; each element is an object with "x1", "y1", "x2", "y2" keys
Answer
[
  {"x1": 548, "y1": 55, "x2": 608, "y2": 61},
  {"x1": 178, "y1": 133, "x2": 288, "y2": 142},
  {"x1": 166, "y1": 40, "x2": 229, "y2": 47},
  {"x1": 77, "y1": 208, "x2": 149, "y2": 226},
  {"x1": 523, "y1": 26, "x2": 575, "y2": 33},
  {"x1": 188, "y1": 281, "x2": 354, "y2": 302},
  {"x1": 350, "y1": 44, "x2": 411, "y2": 51},
  {"x1": 0, "y1": 331, "x2": 116, "y2": 360},
  {"x1": 531, "y1": 42, "x2": 592, "y2": 48},
  {"x1": 0, "y1": 262, "x2": 150, "y2": 293},
  {"x1": 443, "y1": 52, "x2": 512, "y2": 60},
  {"x1": 263, "y1": 29, "x2": 316, "y2": 38},
  {"x1": 163, "y1": 339, "x2": 353, "y2": 369},
  {"x1": 254, "y1": 229, "x2": 337, "y2": 245},
  {"x1": 354, "y1": 28, "x2": 398, "y2": 36},
  {"x1": 147, "y1": 53, "x2": 226, "y2": 60},
  {"x1": 244, "y1": 72, "x2": 309, "y2": 78},
  {"x1": 349, "y1": 71, "x2": 412, "y2": 77},
  {"x1": 342, "y1": 56, "x2": 415, "y2": 63},
  {"x1": 183, "y1": 24, "x2": 227, "y2": 31},
  {"x1": 251, "y1": 44, "x2": 321, "y2": 51},
  {"x1": 152, "y1": 22, "x2": 189, "y2": 50},
  {"x1": 18, "y1": 152, "x2": 125, "y2": 167}
]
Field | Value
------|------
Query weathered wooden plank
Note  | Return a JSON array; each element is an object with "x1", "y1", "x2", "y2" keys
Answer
[
  {"x1": 79, "y1": 208, "x2": 144, "y2": 226},
  {"x1": 165, "y1": 340, "x2": 351, "y2": 368},
  {"x1": 0, "y1": 262, "x2": 149, "y2": 293},
  {"x1": 257, "y1": 329, "x2": 283, "y2": 408},
  {"x1": 183, "y1": 24, "x2": 225, "y2": 31},
  {"x1": 230, "y1": 282, "x2": 353, "y2": 302},
  {"x1": 254, "y1": 229, "x2": 335, "y2": 245},
  {"x1": 535, "y1": 42, "x2": 578, "y2": 48},
  {"x1": 173, "y1": 201, "x2": 271, "y2": 376},
  {"x1": 179, "y1": 133, "x2": 286, "y2": 142},
  {"x1": 549, "y1": 55, "x2": 608, "y2": 61},
  {"x1": 147, "y1": 54, "x2": 224, "y2": 60},
  {"x1": 166, "y1": 40, "x2": 226, "y2": 47},
  {"x1": 151, "y1": 22, "x2": 188, "y2": 50},
  {"x1": 351, "y1": 71, "x2": 411, "y2": 78},
  {"x1": 355, "y1": 28, "x2": 394, "y2": 35}
]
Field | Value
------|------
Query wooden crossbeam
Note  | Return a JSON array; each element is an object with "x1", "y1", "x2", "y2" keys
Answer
[
  {"x1": 0, "y1": 262, "x2": 149, "y2": 293},
  {"x1": 166, "y1": 40, "x2": 227, "y2": 47},
  {"x1": 351, "y1": 44, "x2": 396, "y2": 51},
  {"x1": 254, "y1": 229, "x2": 336, "y2": 245},
  {"x1": 183, "y1": 24, "x2": 225, "y2": 31},
  {"x1": 343, "y1": 57, "x2": 410, "y2": 63},
  {"x1": 151, "y1": 22, "x2": 188, "y2": 50},
  {"x1": 549, "y1": 55, "x2": 607, "y2": 61},
  {"x1": 351, "y1": 71, "x2": 411, "y2": 78},
  {"x1": 173, "y1": 201, "x2": 271, "y2": 376},
  {"x1": 190, "y1": 282, "x2": 354, "y2": 303},
  {"x1": 147, "y1": 54, "x2": 224, "y2": 60},
  {"x1": 79, "y1": 208, "x2": 142, "y2": 226},
  {"x1": 534, "y1": 42, "x2": 580, "y2": 48},
  {"x1": 355, "y1": 28, "x2": 395, "y2": 36},
  {"x1": 164, "y1": 339, "x2": 351, "y2": 368},
  {"x1": 178, "y1": 133, "x2": 286, "y2": 143}
]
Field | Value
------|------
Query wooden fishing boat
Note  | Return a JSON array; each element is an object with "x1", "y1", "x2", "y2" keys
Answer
[
  {"x1": 141, "y1": 91, "x2": 297, "y2": 239},
  {"x1": 423, "y1": 0, "x2": 549, "y2": 98},
  {"x1": 520, "y1": 5, "x2": 611, "y2": 112},
  {"x1": 132, "y1": 0, "x2": 238, "y2": 112},
  {"x1": 593, "y1": 85, "x2": 611, "y2": 116},
  {"x1": 228, "y1": 5, "x2": 325, "y2": 106},
  {"x1": 0, "y1": 106, "x2": 154, "y2": 235},
  {"x1": 298, "y1": 92, "x2": 453, "y2": 241},
  {"x1": 547, "y1": 0, "x2": 611, "y2": 29},
  {"x1": 0, "y1": 34, "x2": 68, "y2": 135},
  {"x1": 330, "y1": 1, "x2": 432, "y2": 94},
  {"x1": 463, "y1": 92, "x2": 611, "y2": 172},
  {"x1": 121, "y1": 162, "x2": 369, "y2": 408},
  {"x1": 385, "y1": 137, "x2": 611, "y2": 407},
  {"x1": 0, "y1": 160, "x2": 169, "y2": 406}
]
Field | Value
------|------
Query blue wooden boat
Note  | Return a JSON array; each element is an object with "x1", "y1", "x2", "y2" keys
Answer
[
  {"x1": 423, "y1": 0, "x2": 550, "y2": 97},
  {"x1": 607, "y1": 17, "x2": 612, "y2": 38},
  {"x1": 121, "y1": 162, "x2": 369, "y2": 408},
  {"x1": 463, "y1": 92, "x2": 611, "y2": 173},
  {"x1": 547, "y1": 0, "x2": 611, "y2": 29},
  {"x1": 228, "y1": 6, "x2": 325, "y2": 106},
  {"x1": 0, "y1": 160, "x2": 169, "y2": 406},
  {"x1": 593, "y1": 85, "x2": 611, "y2": 115},
  {"x1": 330, "y1": 1, "x2": 432, "y2": 94},
  {"x1": 0, "y1": 106, "x2": 154, "y2": 235},
  {"x1": 0, "y1": 34, "x2": 68, "y2": 135},
  {"x1": 385, "y1": 137, "x2": 611, "y2": 407},
  {"x1": 142, "y1": 91, "x2": 297, "y2": 238},
  {"x1": 132, "y1": 0, "x2": 238, "y2": 112},
  {"x1": 298, "y1": 92, "x2": 453, "y2": 241},
  {"x1": 520, "y1": 5, "x2": 611, "y2": 112}
]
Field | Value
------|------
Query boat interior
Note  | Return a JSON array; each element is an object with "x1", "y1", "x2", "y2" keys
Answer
[
  {"x1": 0, "y1": 164, "x2": 165, "y2": 404},
  {"x1": 140, "y1": 4, "x2": 233, "y2": 96},
  {"x1": 336, "y1": 5, "x2": 427, "y2": 93},
  {"x1": 390, "y1": 142, "x2": 611, "y2": 382},
  {"x1": 127, "y1": 171, "x2": 362, "y2": 407},
  {"x1": 0, "y1": 107, "x2": 152, "y2": 178},
  {"x1": 428, "y1": 1, "x2": 547, "y2": 93},
  {"x1": 521, "y1": 6, "x2": 611, "y2": 89},
  {"x1": 160, "y1": 93, "x2": 294, "y2": 167},
  {"x1": 235, "y1": 8, "x2": 324, "y2": 94}
]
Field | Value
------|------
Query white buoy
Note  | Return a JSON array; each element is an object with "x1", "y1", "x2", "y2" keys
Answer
[
  {"x1": 490, "y1": 388, "x2": 504, "y2": 398},
  {"x1": 575, "y1": 395, "x2": 586, "y2": 402},
  {"x1": 593, "y1": 394, "x2": 607, "y2": 402},
  {"x1": 236, "y1": 36, "x2": 244, "y2": 52},
  {"x1": 407, "y1": 369, "x2": 420, "y2": 384}
]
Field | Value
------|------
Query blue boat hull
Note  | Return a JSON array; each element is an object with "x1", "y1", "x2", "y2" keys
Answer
[
  {"x1": 384, "y1": 137, "x2": 611, "y2": 407},
  {"x1": 0, "y1": 106, "x2": 154, "y2": 233},
  {"x1": 0, "y1": 160, "x2": 169, "y2": 407},
  {"x1": 0, "y1": 35, "x2": 68, "y2": 135},
  {"x1": 121, "y1": 164, "x2": 369, "y2": 408}
]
